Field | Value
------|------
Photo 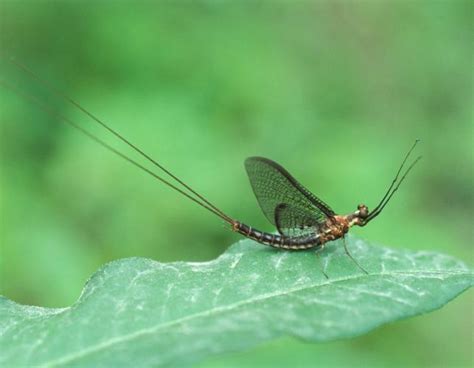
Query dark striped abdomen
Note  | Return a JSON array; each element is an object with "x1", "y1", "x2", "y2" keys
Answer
[{"x1": 233, "y1": 221, "x2": 321, "y2": 250}]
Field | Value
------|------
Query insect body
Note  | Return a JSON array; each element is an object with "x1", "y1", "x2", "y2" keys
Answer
[
  {"x1": 2, "y1": 60, "x2": 421, "y2": 274},
  {"x1": 232, "y1": 144, "x2": 420, "y2": 253}
]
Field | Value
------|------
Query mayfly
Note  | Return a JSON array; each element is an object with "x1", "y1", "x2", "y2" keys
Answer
[{"x1": 2, "y1": 60, "x2": 421, "y2": 274}]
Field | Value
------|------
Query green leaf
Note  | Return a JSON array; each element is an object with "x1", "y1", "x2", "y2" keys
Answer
[{"x1": 1, "y1": 235, "x2": 472, "y2": 367}]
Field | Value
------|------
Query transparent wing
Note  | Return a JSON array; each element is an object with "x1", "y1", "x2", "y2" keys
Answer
[
  {"x1": 274, "y1": 203, "x2": 321, "y2": 237},
  {"x1": 244, "y1": 157, "x2": 335, "y2": 235}
]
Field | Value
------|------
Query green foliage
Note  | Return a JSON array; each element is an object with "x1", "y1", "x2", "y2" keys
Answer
[
  {"x1": 1, "y1": 236, "x2": 471, "y2": 367},
  {"x1": 0, "y1": 1, "x2": 472, "y2": 366}
]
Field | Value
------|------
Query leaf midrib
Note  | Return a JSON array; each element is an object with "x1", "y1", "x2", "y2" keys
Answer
[{"x1": 36, "y1": 268, "x2": 469, "y2": 367}]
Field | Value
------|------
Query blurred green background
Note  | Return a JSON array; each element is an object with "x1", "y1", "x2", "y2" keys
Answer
[{"x1": 0, "y1": 1, "x2": 472, "y2": 367}]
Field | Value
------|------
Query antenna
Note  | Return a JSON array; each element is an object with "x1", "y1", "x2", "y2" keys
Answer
[{"x1": 365, "y1": 140, "x2": 422, "y2": 223}]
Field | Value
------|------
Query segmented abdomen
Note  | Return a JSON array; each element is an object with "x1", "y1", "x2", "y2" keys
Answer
[{"x1": 233, "y1": 221, "x2": 321, "y2": 250}]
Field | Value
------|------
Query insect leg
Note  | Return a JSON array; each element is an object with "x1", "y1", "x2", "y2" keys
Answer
[
  {"x1": 314, "y1": 245, "x2": 329, "y2": 279},
  {"x1": 342, "y1": 237, "x2": 369, "y2": 275}
]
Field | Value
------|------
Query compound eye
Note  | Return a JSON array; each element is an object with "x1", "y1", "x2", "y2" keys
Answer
[{"x1": 357, "y1": 204, "x2": 369, "y2": 218}]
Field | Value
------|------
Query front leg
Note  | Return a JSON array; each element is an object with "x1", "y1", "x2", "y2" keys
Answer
[
  {"x1": 342, "y1": 236, "x2": 368, "y2": 274},
  {"x1": 314, "y1": 244, "x2": 329, "y2": 279}
]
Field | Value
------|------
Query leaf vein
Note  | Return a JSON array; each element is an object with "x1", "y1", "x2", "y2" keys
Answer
[{"x1": 38, "y1": 269, "x2": 469, "y2": 367}]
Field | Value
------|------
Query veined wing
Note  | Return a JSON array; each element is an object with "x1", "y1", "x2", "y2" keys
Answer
[
  {"x1": 274, "y1": 203, "x2": 321, "y2": 237},
  {"x1": 244, "y1": 157, "x2": 335, "y2": 236}
]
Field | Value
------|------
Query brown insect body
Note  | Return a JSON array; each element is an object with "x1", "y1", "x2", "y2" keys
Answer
[
  {"x1": 319, "y1": 204, "x2": 369, "y2": 244},
  {"x1": 227, "y1": 137, "x2": 420, "y2": 272},
  {"x1": 319, "y1": 215, "x2": 351, "y2": 244},
  {"x1": 231, "y1": 204, "x2": 369, "y2": 251}
]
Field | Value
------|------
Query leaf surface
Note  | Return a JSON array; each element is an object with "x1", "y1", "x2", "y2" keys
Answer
[{"x1": 1, "y1": 236, "x2": 472, "y2": 367}]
